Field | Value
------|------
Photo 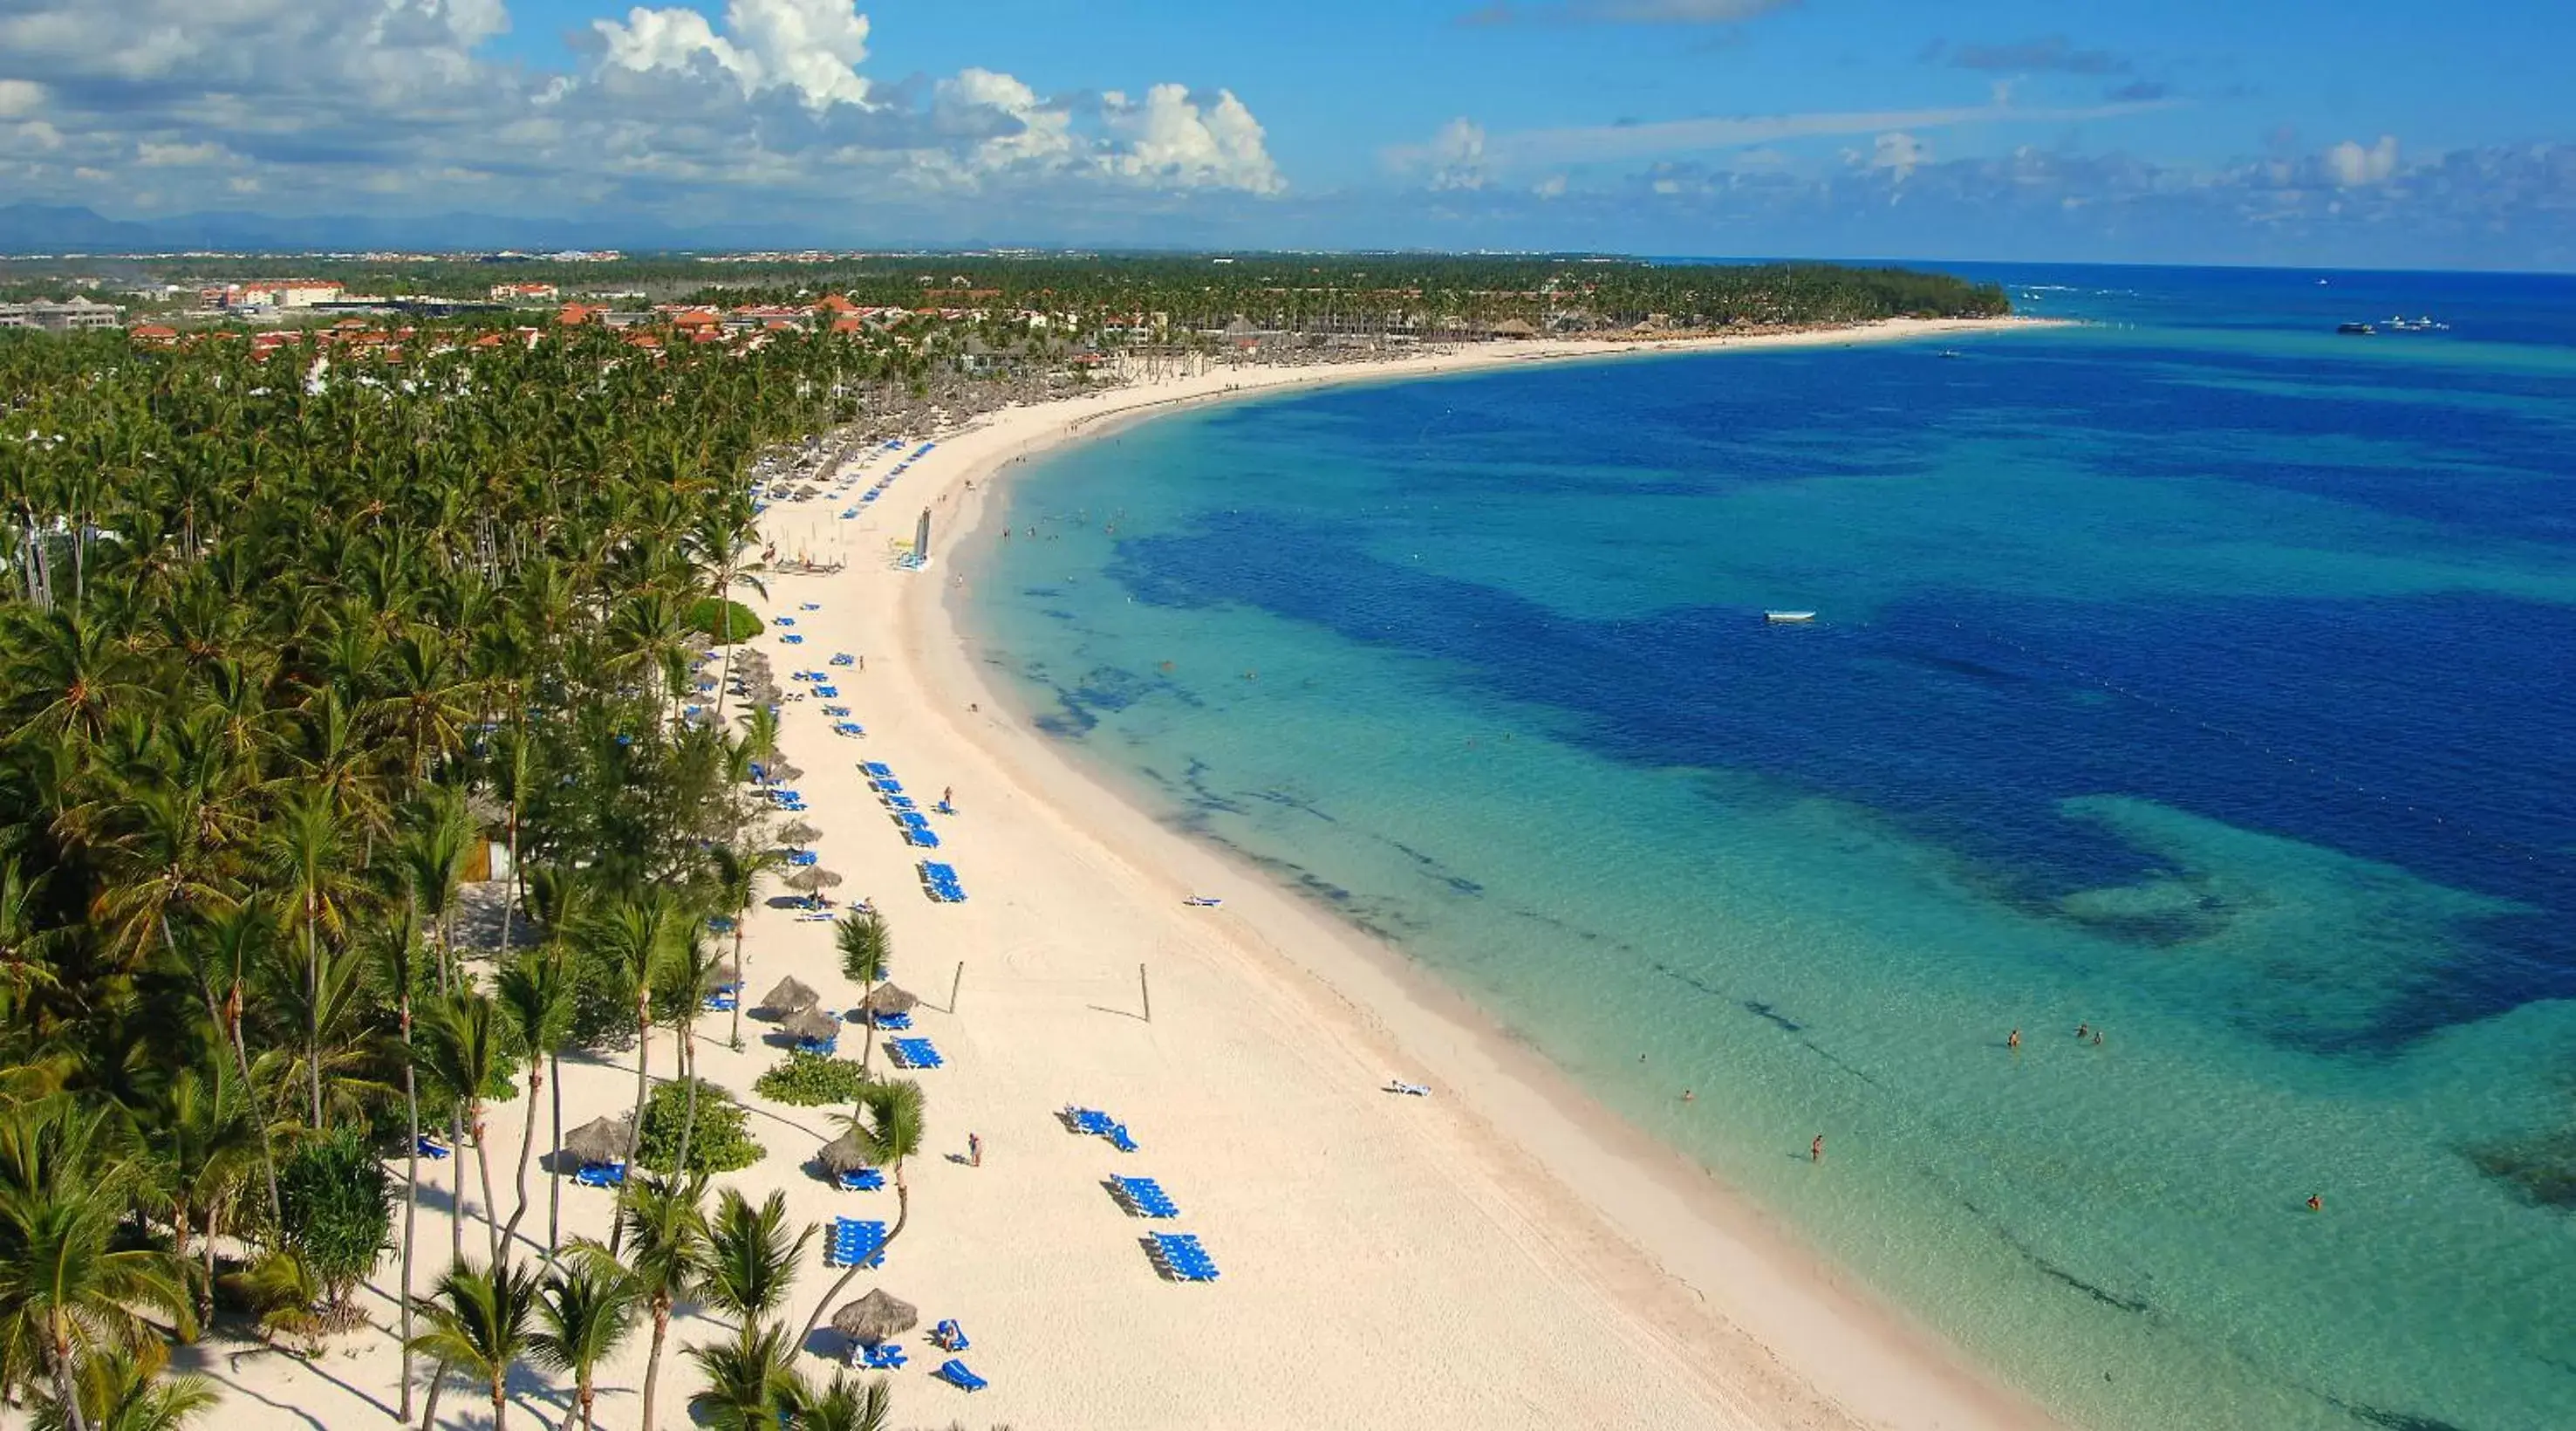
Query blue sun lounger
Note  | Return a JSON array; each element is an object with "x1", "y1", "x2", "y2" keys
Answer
[
  {"x1": 903, "y1": 827, "x2": 941, "y2": 849},
  {"x1": 822, "y1": 704, "x2": 851, "y2": 716},
  {"x1": 776, "y1": 617, "x2": 796, "y2": 626},
  {"x1": 853, "y1": 1341, "x2": 905, "y2": 1370},
  {"x1": 781, "y1": 633, "x2": 804, "y2": 644},
  {"x1": 574, "y1": 1161, "x2": 626, "y2": 1189},
  {"x1": 1109, "y1": 1124, "x2": 1138, "y2": 1154},
  {"x1": 933, "y1": 1318, "x2": 969, "y2": 1351},
  {"x1": 869, "y1": 1010, "x2": 912, "y2": 1030},
  {"x1": 895, "y1": 811, "x2": 933, "y2": 831},
  {"x1": 837, "y1": 1167, "x2": 885, "y2": 1192},
  {"x1": 862, "y1": 762, "x2": 894, "y2": 778},
  {"x1": 830, "y1": 654, "x2": 855, "y2": 666},
  {"x1": 1066, "y1": 1107, "x2": 1116, "y2": 1137},
  {"x1": 815, "y1": 685, "x2": 839, "y2": 698},
  {"x1": 1112, "y1": 1175, "x2": 1180, "y2": 1218},
  {"x1": 416, "y1": 1134, "x2": 452, "y2": 1160},
  {"x1": 887, "y1": 1037, "x2": 944, "y2": 1069},
  {"x1": 935, "y1": 1359, "x2": 987, "y2": 1393},
  {"x1": 703, "y1": 990, "x2": 738, "y2": 1012},
  {"x1": 834, "y1": 722, "x2": 865, "y2": 736}
]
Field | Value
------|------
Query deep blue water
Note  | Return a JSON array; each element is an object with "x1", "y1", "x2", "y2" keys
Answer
[{"x1": 963, "y1": 265, "x2": 2576, "y2": 1430}]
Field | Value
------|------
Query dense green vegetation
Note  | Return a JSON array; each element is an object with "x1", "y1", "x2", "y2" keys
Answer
[
  {"x1": 752, "y1": 1051, "x2": 871, "y2": 1107},
  {"x1": 0, "y1": 322, "x2": 941, "y2": 1428}
]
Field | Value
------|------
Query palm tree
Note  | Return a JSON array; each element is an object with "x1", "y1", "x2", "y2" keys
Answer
[
  {"x1": 796, "y1": 1373, "x2": 891, "y2": 1431},
  {"x1": 615, "y1": 1175, "x2": 708, "y2": 1431},
  {"x1": 256, "y1": 785, "x2": 365, "y2": 1128},
  {"x1": 686, "y1": 1323, "x2": 806, "y2": 1431},
  {"x1": 529, "y1": 1254, "x2": 639, "y2": 1431},
  {"x1": 417, "y1": 989, "x2": 509, "y2": 1266},
  {"x1": 655, "y1": 930, "x2": 729, "y2": 1178},
  {"x1": 833, "y1": 911, "x2": 890, "y2": 1072},
  {"x1": 0, "y1": 1100, "x2": 195, "y2": 1431},
  {"x1": 146, "y1": 1065, "x2": 262, "y2": 1325},
  {"x1": 521, "y1": 867, "x2": 590, "y2": 1256},
  {"x1": 406, "y1": 1256, "x2": 541, "y2": 1431},
  {"x1": 579, "y1": 891, "x2": 680, "y2": 1253},
  {"x1": 795, "y1": 1078, "x2": 924, "y2": 1346},
  {"x1": 702, "y1": 845, "x2": 776, "y2": 1050},
  {"x1": 369, "y1": 902, "x2": 427, "y2": 1421},
  {"x1": 31, "y1": 1348, "x2": 221, "y2": 1431},
  {"x1": 700, "y1": 1188, "x2": 810, "y2": 1331},
  {"x1": 492, "y1": 949, "x2": 571, "y2": 1255}
]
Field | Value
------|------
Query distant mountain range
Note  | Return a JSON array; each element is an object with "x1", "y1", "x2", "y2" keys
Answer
[{"x1": 0, "y1": 203, "x2": 800, "y2": 256}]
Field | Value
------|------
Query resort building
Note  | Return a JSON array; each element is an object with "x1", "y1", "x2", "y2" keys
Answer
[{"x1": 0, "y1": 298, "x2": 126, "y2": 332}]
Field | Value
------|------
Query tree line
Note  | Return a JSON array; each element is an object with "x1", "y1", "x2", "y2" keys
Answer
[{"x1": 0, "y1": 323, "x2": 937, "y2": 1429}]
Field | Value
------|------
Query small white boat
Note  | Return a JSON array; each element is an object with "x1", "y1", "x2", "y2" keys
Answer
[{"x1": 1765, "y1": 611, "x2": 1818, "y2": 625}]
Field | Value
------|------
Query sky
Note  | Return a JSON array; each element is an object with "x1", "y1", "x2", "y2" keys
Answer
[{"x1": 2, "y1": 0, "x2": 2572, "y2": 267}]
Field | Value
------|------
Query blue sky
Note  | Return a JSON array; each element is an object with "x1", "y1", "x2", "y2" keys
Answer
[{"x1": 3, "y1": 0, "x2": 2572, "y2": 266}]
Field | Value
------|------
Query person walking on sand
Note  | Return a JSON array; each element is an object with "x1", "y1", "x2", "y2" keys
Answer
[
  {"x1": 969, "y1": 1133, "x2": 982, "y2": 1168},
  {"x1": 1811, "y1": 1134, "x2": 1825, "y2": 1163},
  {"x1": 942, "y1": 785, "x2": 954, "y2": 810}
]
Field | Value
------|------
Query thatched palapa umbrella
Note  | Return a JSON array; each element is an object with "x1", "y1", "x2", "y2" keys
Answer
[
  {"x1": 832, "y1": 1290, "x2": 917, "y2": 1348},
  {"x1": 818, "y1": 1127, "x2": 871, "y2": 1174},
  {"x1": 766, "y1": 759, "x2": 805, "y2": 784},
  {"x1": 783, "y1": 1007, "x2": 843, "y2": 1043},
  {"x1": 564, "y1": 1115, "x2": 632, "y2": 1168},
  {"x1": 859, "y1": 983, "x2": 918, "y2": 1017},
  {"x1": 777, "y1": 819, "x2": 823, "y2": 848},
  {"x1": 784, "y1": 867, "x2": 843, "y2": 896},
  {"x1": 759, "y1": 976, "x2": 818, "y2": 1015}
]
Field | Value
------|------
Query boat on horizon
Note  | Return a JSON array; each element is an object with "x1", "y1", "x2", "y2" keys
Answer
[
  {"x1": 2337, "y1": 321, "x2": 2377, "y2": 335},
  {"x1": 1765, "y1": 610, "x2": 1818, "y2": 625}
]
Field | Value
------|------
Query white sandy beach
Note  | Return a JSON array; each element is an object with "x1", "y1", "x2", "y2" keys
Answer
[{"x1": 194, "y1": 318, "x2": 2063, "y2": 1431}]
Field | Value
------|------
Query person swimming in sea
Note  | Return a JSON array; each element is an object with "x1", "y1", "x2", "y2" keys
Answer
[
  {"x1": 2306, "y1": 1194, "x2": 2323, "y2": 1212},
  {"x1": 1811, "y1": 1134, "x2": 1825, "y2": 1162},
  {"x1": 2076, "y1": 1022, "x2": 2090, "y2": 1040},
  {"x1": 2007, "y1": 1028, "x2": 2022, "y2": 1051}
]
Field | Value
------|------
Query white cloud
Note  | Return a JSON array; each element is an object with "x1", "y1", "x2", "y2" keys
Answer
[
  {"x1": 137, "y1": 140, "x2": 229, "y2": 168},
  {"x1": 1100, "y1": 86, "x2": 1284, "y2": 194},
  {"x1": 1533, "y1": 173, "x2": 1568, "y2": 198},
  {"x1": 2324, "y1": 134, "x2": 2399, "y2": 188},
  {"x1": 1427, "y1": 118, "x2": 1488, "y2": 190},
  {"x1": 596, "y1": 0, "x2": 872, "y2": 109},
  {"x1": 0, "y1": 0, "x2": 1288, "y2": 214},
  {"x1": 1388, "y1": 95, "x2": 2173, "y2": 175},
  {"x1": 1870, "y1": 130, "x2": 1927, "y2": 178}
]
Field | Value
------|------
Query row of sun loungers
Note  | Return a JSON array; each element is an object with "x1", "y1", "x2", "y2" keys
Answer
[
  {"x1": 919, "y1": 860, "x2": 967, "y2": 902},
  {"x1": 836, "y1": 1167, "x2": 885, "y2": 1192},
  {"x1": 1149, "y1": 1232, "x2": 1220, "y2": 1282},
  {"x1": 825, "y1": 1217, "x2": 887, "y2": 1269},
  {"x1": 1110, "y1": 1175, "x2": 1179, "y2": 1219},
  {"x1": 574, "y1": 1161, "x2": 626, "y2": 1189},
  {"x1": 887, "y1": 1037, "x2": 945, "y2": 1070}
]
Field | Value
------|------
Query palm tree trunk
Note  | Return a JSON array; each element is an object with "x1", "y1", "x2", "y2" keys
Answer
[
  {"x1": 400, "y1": 1027, "x2": 420, "y2": 1424},
  {"x1": 51, "y1": 1338, "x2": 89, "y2": 1431},
  {"x1": 671, "y1": 1030, "x2": 700, "y2": 1179},
  {"x1": 639, "y1": 1308, "x2": 668, "y2": 1431},
  {"x1": 304, "y1": 915, "x2": 324, "y2": 1127},
  {"x1": 470, "y1": 1099, "x2": 502, "y2": 1265},
  {"x1": 728, "y1": 923, "x2": 744, "y2": 1049},
  {"x1": 501, "y1": 1064, "x2": 541, "y2": 1253},
  {"x1": 858, "y1": 974, "x2": 878, "y2": 1074},
  {"x1": 202, "y1": 1208, "x2": 218, "y2": 1323},
  {"x1": 489, "y1": 1372, "x2": 508, "y2": 1431},
  {"x1": 608, "y1": 997, "x2": 651, "y2": 1256},
  {"x1": 449, "y1": 1098, "x2": 467, "y2": 1270},
  {"x1": 418, "y1": 1360, "x2": 447, "y2": 1431},
  {"x1": 545, "y1": 1051, "x2": 563, "y2": 1257}
]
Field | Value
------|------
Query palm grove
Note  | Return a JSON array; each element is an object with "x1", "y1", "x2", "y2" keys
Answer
[{"x1": 0, "y1": 321, "x2": 935, "y2": 1430}]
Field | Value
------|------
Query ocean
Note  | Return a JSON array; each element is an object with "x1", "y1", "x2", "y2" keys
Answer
[{"x1": 957, "y1": 264, "x2": 2576, "y2": 1431}]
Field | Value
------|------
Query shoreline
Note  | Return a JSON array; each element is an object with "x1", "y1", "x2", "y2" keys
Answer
[{"x1": 888, "y1": 318, "x2": 2066, "y2": 1428}]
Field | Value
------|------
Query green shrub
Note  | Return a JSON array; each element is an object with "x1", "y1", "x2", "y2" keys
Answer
[
  {"x1": 688, "y1": 598, "x2": 763, "y2": 643},
  {"x1": 632, "y1": 1077, "x2": 763, "y2": 1174},
  {"x1": 753, "y1": 1051, "x2": 871, "y2": 1106},
  {"x1": 276, "y1": 1127, "x2": 393, "y2": 1308}
]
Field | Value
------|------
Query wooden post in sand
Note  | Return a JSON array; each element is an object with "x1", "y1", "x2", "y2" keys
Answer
[
  {"x1": 949, "y1": 961, "x2": 963, "y2": 1015},
  {"x1": 1139, "y1": 964, "x2": 1152, "y2": 1024}
]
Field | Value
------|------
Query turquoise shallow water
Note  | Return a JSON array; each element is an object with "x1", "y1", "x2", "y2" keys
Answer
[{"x1": 958, "y1": 267, "x2": 2576, "y2": 1431}]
